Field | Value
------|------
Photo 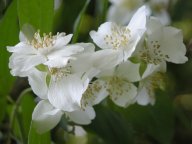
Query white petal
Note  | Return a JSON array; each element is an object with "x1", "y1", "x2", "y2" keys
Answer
[
  {"x1": 110, "y1": 80, "x2": 137, "y2": 107},
  {"x1": 77, "y1": 43, "x2": 95, "y2": 53},
  {"x1": 9, "y1": 53, "x2": 46, "y2": 75},
  {"x1": 19, "y1": 31, "x2": 28, "y2": 42},
  {"x1": 48, "y1": 75, "x2": 89, "y2": 112},
  {"x1": 128, "y1": 5, "x2": 148, "y2": 32},
  {"x1": 92, "y1": 49, "x2": 122, "y2": 70},
  {"x1": 44, "y1": 57, "x2": 71, "y2": 68},
  {"x1": 32, "y1": 100, "x2": 63, "y2": 134},
  {"x1": 49, "y1": 44, "x2": 84, "y2": 58},
  {"x1": 116, "y1": 61, "x2": 141, "y2": 82},
  {"x1": 90, "y1": 22, "x2": 114, "y2": 49},
  {"x1": 53, "y1": 34, "x2": 73, "y2": 48},
  {"x1": 136, "y1": 86, "x2": 155, "y2": 105},
  {"x1": 28, "y1": 69, "x2": 48, "y2": 99},
  {"x1": 162, "y1": 27, "x2": 188, "y2": 64},
  {"x1": 81, "y1": 79, "x2": 108, "y2": 108},
  {"x1": 7, "y1": 42, "x2": 36, "y2": 54},
  {"x1": 67, "y1": 106, "x2": 95, "y2": 125}
]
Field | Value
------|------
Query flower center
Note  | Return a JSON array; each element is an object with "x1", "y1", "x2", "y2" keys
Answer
[
  {"x1": 107, "y1": 76, "x2": 130, "y2": 100},
  {"x1": 104, "y1": 24, "x2": 131, "y2": 50},
  {"x1": 30, "y1": 31, "x2": 54, "y2": 49},
  {"x1": 49, "y1": 65, "x2": 72, "y2": 80},
  {"x1": 139, "y1": 40, "x2": 169, "y2": 65},
  {"x1": 81, "y1": 80, "x2": 104, "y2": 108}
]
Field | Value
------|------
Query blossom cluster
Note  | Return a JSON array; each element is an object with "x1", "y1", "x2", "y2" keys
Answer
[{"x1": 7, "y1": 5, "x2": 187, "y2": 133}]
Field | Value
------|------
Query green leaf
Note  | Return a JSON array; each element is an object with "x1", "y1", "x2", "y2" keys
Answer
[
  {"x1": 28, "y1": 122, "x2": 51, "y2": 144},
  {"x1": 86, "y1": 105, "x2": 134, "y2": 144},
  {"x1": 0, "y1": 0, "x2": 19, "y2": 96},
  {"x1": 17, "y1": 0, "x2": 54, "y2": 33},
  {"x1": 129, "y1": 56, "x2": 140, "y2": 64},
  {"x1": 139, "y1": 61, "x2": 147, "y2": 77},
  {"x1": 72, "y1": 0, "x2": 90, "y2": 43},
  {"x1": 123, "y1": 91, "x2": 174, "y2": 144}
]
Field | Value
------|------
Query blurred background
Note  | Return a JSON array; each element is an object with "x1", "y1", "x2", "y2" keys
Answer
[{"x1": 0, "y1": 0, "x2": 192, "y2": 143}]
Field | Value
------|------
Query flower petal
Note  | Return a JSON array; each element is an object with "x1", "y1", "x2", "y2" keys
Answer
[
  {"x1": 162, "y1": 27, "x2": 188, "y2": 64},
  {"x1": 32, "y1": 100, "x2": 63, "y2": 134},
  {"x1": 48, "y1": 75, "x2": 89, "y2": 112},
  {"x1": 128, "y1": 5, "x2": 148, "y2": 32},
  {"x1": 116, "y1": 61, "x2": 141, "y2": 82},
  {"x1": 53, "y1": 33, "x2": 73, "y2": 48},
  {"x1": 109, "y1": 80, "x2": 137, "y2": 107},
  {"x1": 136, "y1": 86, "x2": 155, "y2": 105},
  {"x1": 9, "y1": 53, "x2": 46, "y2": 76},
  {"x1": 28, "y1": 68, "x2": 48, "y2": 99},
  {"x1": 90, "y1": 22, "x2": 114, "y2": 49},
  {"x1": 66, "y1": 106, "x2": 95, "y2": 125}
]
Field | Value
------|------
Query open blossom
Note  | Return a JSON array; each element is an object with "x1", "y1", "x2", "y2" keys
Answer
[
  {"x1": 133, "y1": 17, "x2": 188, "y2": 70},
  {"x1": 81, "y1": 61, "x2": 141, "y2": 108},
  {"x1": 90, "y1": 5, "x2": 148, "y2": 63},
  {"x1": 7, "y1": 31, "x2": 85, "y2": 76},
  {"x1": 27, "y1": 43, "x2": 99, "y2": 112}
]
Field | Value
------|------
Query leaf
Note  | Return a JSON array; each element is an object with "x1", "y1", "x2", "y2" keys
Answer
[
  {"x1": 123, "y1": 90, "x2": 174, "y2": 144},
  {"x1": 72, "y1": 0, "x2": 90, "y2": 43},
  {"x1": 85, "y1": 105, "x2": 134, "y2": 144},
  {"x1": 139, "y1": 61, "x2": 147, "y2": 77},
  {"x1": 17, "y1": 0, "x2": 54, "y2": 33},
  {"x1": 0, "y1": 0, "x2": 19, "y2": 96},
  {"x1": 28, "y1": 122, "x2": 51, "y2": 144},
  {"x1": 129, "y1": 56, "x2": 140, "y2": 64}
]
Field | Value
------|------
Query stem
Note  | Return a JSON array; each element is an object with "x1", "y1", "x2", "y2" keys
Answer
[{"x1": 8, "y1": 88, "x2": 32, "y2": 144}]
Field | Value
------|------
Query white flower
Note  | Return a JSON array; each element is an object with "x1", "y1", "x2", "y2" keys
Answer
[
  {"x1": 107, "y1": 0, "x2": 144, "y2": 25},
  {"x1": 81, "y1": 61, "x2": 140, "y2": 108},
  {"x1": 136, "y1": 71, "x2": 166, "y2": 105},
  {"x1": 133, "y1": 17, "x2": 188, "y2": 69},
  {"x1": 8, "y1": 31, "x2": 84, "y2": 77},
  {"x1": 28, "y1": 43, "x2": 99, "y2": 112},
  {"x1": 32, "y1": 100, "x2": 95, "y2": 133},
  {"x1": 90, "y1": 5, "x2": 148, "y2": 63}
]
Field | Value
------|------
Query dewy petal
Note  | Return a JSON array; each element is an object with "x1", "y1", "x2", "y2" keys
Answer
[
  {"x1": 66, "y1": 106, "x2": 96, "y2": 125},
  {"x1": 28, "y1": 68, "x2": 48, "y2": 99},
  {"x1": 32, "y1": 100, "x2": 63, "y2": 134},
  {"x1": 127, "y1": 5, "x2": 148, "y2": 32},
  {"x1": 109, "y1": 79, "x2": 137, "y2": 107},
  {"x1": 48, "y1": 75, "x2": 89, "y2": 112},
  {"x1": 162, "y1": 27, "x2": 188, "y2": 64},
  {"x1": 90, "y1": 22, "x2": 114, "y2": 49},
  {"x1": 136, "y1": 86, "x2": 155, "y2": 105}
]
